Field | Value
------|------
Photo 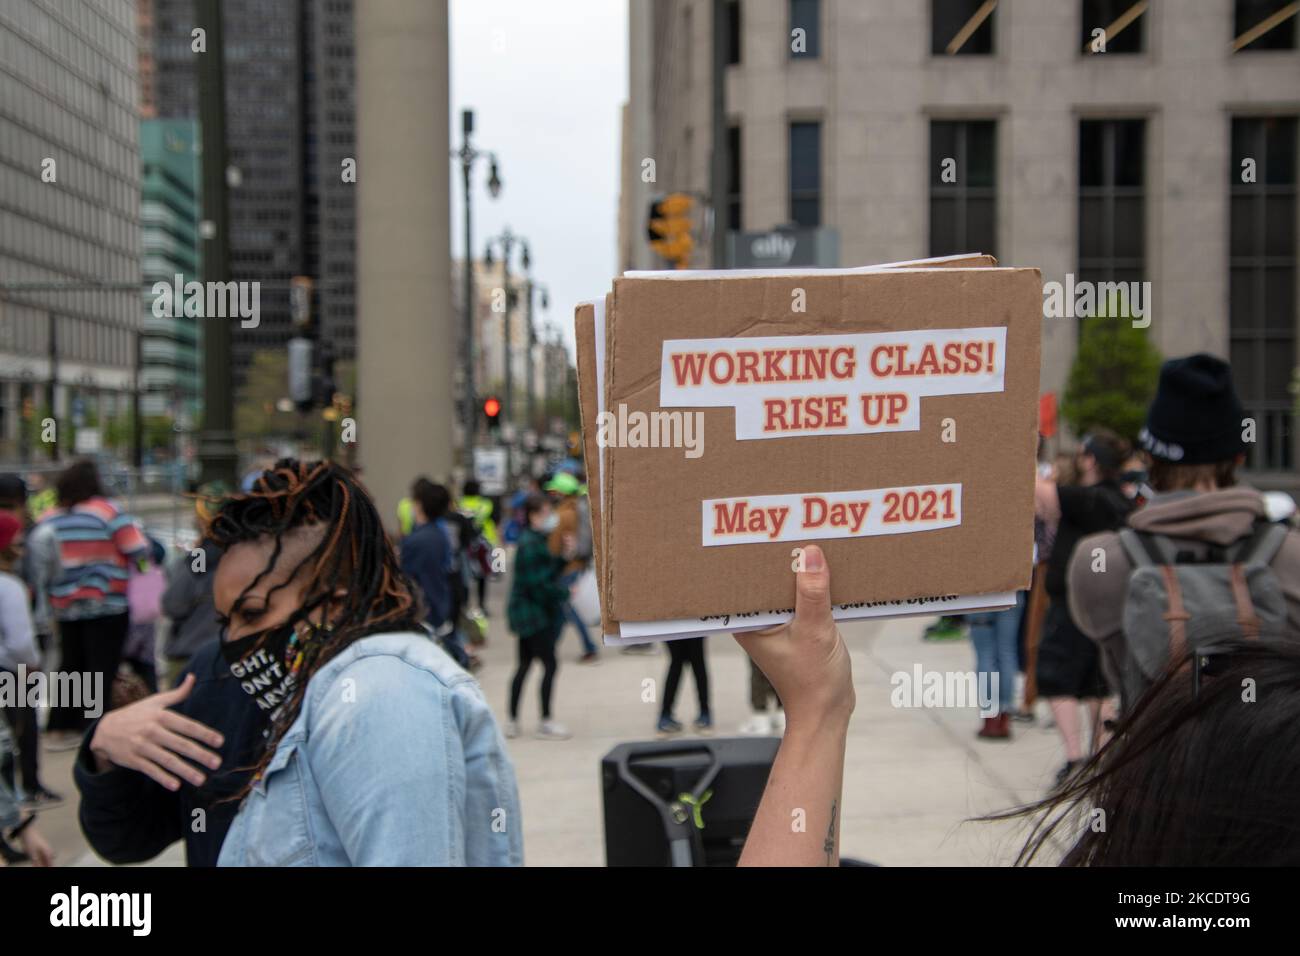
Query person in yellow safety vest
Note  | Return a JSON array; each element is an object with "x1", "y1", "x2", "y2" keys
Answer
[
  {"x1": 25, "y1": 475, "x2": 56, "y2": 523},
  {"x1": 397, "y1": 496, "x2": 416, "y2": 539},
  {"x1": 458, "y1": 481, "x2": 498, "y2": 547},
  {"x1": 459, "y1": 481, "x2": 498, "y2": 616}
]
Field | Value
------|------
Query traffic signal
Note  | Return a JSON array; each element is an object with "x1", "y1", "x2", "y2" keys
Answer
[
  {"x1": 647, "y1": 192, "x2": 694, "y2": 269},
  {"x1": 288, "y1": 337, "x2": 314, "y2": 412},
  {"x1": 483, "y1": 395, "x2": 502, "y2": 432},
  {"x1": 290, "y1": 276, "x2": 314, "y2": 332}
]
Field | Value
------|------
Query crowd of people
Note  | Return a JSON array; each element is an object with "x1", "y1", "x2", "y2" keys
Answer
[
  {"x1": 0, "y1": 462, "x2": 159, "y2": 864},
  {"x1": 956, "y1": 356, "x2": 1300, "y2": 842},
  {"x1": 0, "y1": 455, "x2": 853, "y2": 866},
  {"x1": 0, "y1": 352, "x2": 1297, "y2": 868}
]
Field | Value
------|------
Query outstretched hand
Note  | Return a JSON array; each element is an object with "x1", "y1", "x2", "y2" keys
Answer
[{"x1": 89, "y1": 673, "x2": 225, "y2": 791}]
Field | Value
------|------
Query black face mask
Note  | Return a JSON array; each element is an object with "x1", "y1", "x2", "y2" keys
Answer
[{"x1": 220, "y1": 598, "x2": 328, "y2": 723}]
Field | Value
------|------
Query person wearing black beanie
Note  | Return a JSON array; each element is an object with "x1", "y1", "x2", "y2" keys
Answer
[
  {"x1": 1066, "y1": 353, "x2": 1300, "y2": 714},
  {"x1": 1137, "y1": 353, "x2": 1248, "y2": 484}
]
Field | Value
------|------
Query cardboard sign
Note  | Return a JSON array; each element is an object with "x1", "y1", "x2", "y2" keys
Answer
[
  {"x1": 575, "y1": 255, "x2": 1038, "y2": 642},
  {"x1": 577, "y1": 300, "x2": 1013, "y2": 645}
]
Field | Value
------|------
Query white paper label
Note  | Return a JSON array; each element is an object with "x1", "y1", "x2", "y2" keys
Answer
[
  {"x1": 702, "y1": 483, "x2": 962, "y2": 547},
  {"x1": 611, "y1": 588, "x2": 1015, "y2": 643},
  {"x1": 660, "y1": 327, "x2": 1006, "y2": 440}
]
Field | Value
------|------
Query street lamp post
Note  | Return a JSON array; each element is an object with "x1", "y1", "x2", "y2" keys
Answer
[
  {"x1": 2, "y1": 282, "x2": 140, "y2": 464},
  {"x1": 542, "y1": 321, "x2": 558, "y2": 441},
  {"x1": 484, "y1": 227, "x2": 523, "y2": 480},
  {"x1": 522, "y1": 266, "x2": 551, "y2": 439},
  {"x1": 47, "y1": 309, "x2": 58, "y2": 462},
  {"x1": 453, "y1": 109, "x2": 501, "y2": 463},
  {"x1": 195, "y1": 0, "x2": 238, "y2": 488}
]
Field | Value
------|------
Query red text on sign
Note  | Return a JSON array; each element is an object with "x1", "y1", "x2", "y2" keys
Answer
[
  {"x1": 881, "y1": 488, "x2": 956, "y2": 524},
  {"x1": 868, "y1": 341, "x2": 996, "y2": 378},
  {"x1": 860, "y1": 392, "x2": 909, "y2": 426},
  {"x1": 762, "y1": 394, "x2": 850, "y2": 432}
]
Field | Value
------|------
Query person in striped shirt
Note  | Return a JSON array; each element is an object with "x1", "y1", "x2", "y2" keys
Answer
[{"x1": 28, "y1": 460, "x2": 150, "y2": 743}]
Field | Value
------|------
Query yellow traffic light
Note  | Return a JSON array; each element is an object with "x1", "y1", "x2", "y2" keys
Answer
[{"x1": 648, "y1": 192, "x2": 695, "y2": 269}]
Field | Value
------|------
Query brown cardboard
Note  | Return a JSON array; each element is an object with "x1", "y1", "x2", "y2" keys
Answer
[
  {"x1": 581, "y1": 255, "x2": 1004, "y2": 638},
  {"x1": 600, "y1": 292, "x2": 616, "y2": 619},
  {"x1": 603, "y1": 267, "x2": 1042, "y2": 623},
  {"x1": 572, "y1": 301, "x2": 619, "y2": 638}
]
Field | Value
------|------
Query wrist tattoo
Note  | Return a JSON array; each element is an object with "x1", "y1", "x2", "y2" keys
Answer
[{"x1": 823, "y1": 800, "x2": 837, "y2": 865}]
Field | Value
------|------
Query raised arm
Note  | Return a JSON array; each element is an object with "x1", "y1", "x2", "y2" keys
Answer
[{"x1": 735, "y1": 545, "x2": 855, "y2": 866}]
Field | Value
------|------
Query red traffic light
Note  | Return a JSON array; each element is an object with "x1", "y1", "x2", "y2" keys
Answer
[{"x1": 483, "y1": 397, "x2": 501, "y2": 418}]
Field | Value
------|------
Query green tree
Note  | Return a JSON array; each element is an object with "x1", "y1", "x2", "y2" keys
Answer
[
  {"x1": 144, "y1": 415, "x2": 177, "y2": 451},
  {"x1": 1061, "y1": 313, "x2": 1162, "y2": 444},
  {"x1": 234, "y1": 349, "x2": 301, "y2": 442},
  {"x1": 102, "y1": 410, "x2": 130, "y2": 452}
]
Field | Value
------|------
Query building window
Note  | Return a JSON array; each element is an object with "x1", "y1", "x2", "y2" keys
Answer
[
  {"x1": 932, "y1": 0, "x2": 996, "y2": 56},
  {"x1": 725, "y1": 0, "x2": 741, "y2": 65},
  {"x1": 1230, "y1": 116, "x2": 1297, "y2": 470},
  {"x1": 1081, "y1": 0, "x2": 1146, "y2": 54},
  {"x1": 929, "y1": 120, "x2": 997, "y2": 257},
  {"x1": 789, "y1": 120, "x2": 821, "y2": 227},
  {"x1": 1233, "y1": 1, "x2": 1297, "y2": 52},
  {"x1": 789, "y1": 0, "x2": 820, "y2": 58},
  {"x1": 727, "y1": 124, "x2": 742, "y2": 231},
  {"x1": 1078, "y1": 118, "x2": 1146, "y2": 301}
]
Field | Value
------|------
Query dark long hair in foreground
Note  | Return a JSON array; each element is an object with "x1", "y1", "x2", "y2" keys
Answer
[
  {"x1": 990, "y1": 637, "x2": 1300, "y2": 866},
  {"x1": 205, "y1": 459, "x2": 423, "y2": 787}
]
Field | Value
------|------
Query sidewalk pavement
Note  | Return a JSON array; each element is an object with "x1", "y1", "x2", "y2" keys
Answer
[
  {"x1": 477, "y1": 596, "x2": 1073, "y2": 866},
  {"x1": 31, "y1": 584, "x2": 1074, "y2": 868}
]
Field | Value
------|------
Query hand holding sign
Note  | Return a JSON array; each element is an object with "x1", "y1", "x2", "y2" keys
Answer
[
  {"x1": 734, "y1": 545, "x2": 854, "y2": 728},
  {"x1": 735, "y1": 544, "x2": 854, "y2": 868}
]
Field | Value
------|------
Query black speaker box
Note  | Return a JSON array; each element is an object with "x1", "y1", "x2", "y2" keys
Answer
[{"x1": 601, "y1": 736, "x2": 781, "y2": 867}]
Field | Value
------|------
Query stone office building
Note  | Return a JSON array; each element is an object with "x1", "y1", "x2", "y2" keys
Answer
[{"x1": 622, "y1": 0, "x2": 1298, "y2": 477}]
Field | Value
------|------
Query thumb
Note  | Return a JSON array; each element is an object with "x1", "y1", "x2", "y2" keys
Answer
[
  {"x1": 794, "y1": 545, "x2": 833, "y2": 629},
  {"x1": 160, "y1": 672, "x2": 196, "y2": 703}
]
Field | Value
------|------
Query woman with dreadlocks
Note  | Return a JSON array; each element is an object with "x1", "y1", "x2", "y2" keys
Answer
[{"x1": 207, "y1": 460, "x2": 522, "y2": 866}]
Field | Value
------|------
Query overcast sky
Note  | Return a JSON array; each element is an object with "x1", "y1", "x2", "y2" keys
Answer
[{"x1": 449, "y1": 1, "x2": 628, "y2": 356}]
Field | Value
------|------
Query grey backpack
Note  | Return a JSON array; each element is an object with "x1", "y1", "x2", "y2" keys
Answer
[{"x1": 1116, "y1": 519, "x2": 1289, "y2": 713}]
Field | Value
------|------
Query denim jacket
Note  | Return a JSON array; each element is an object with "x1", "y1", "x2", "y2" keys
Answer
[{"x1": 217, "y1": 631, "x2": 523, "y2": 866}]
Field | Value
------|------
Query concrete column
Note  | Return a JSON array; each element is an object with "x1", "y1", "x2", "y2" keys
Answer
[{"x1": 355, "y1": 0, "x2": 453, "y2": 526}]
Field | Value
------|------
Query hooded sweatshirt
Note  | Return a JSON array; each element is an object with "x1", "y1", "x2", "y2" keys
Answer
[{"x1": 1068, "y1": 486, "x2": 1300, "y2": 680}]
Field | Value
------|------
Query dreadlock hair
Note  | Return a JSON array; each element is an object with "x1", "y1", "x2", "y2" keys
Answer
[{"x1": 205, "y1": 459, "x2": 423, "y2": 790}]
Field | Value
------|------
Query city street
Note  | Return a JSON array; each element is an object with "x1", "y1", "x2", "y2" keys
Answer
[
  {"x1": 34, "y1": 579, "x2": 1067, "y2": 868},
  {"x1": 1, "y1": 0, "x2": 1297, "y2": 933}
]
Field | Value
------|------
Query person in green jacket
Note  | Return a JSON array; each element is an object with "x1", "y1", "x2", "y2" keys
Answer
[{"x1": 506, "y1": 494, "x2": 573, "y2": 741}]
